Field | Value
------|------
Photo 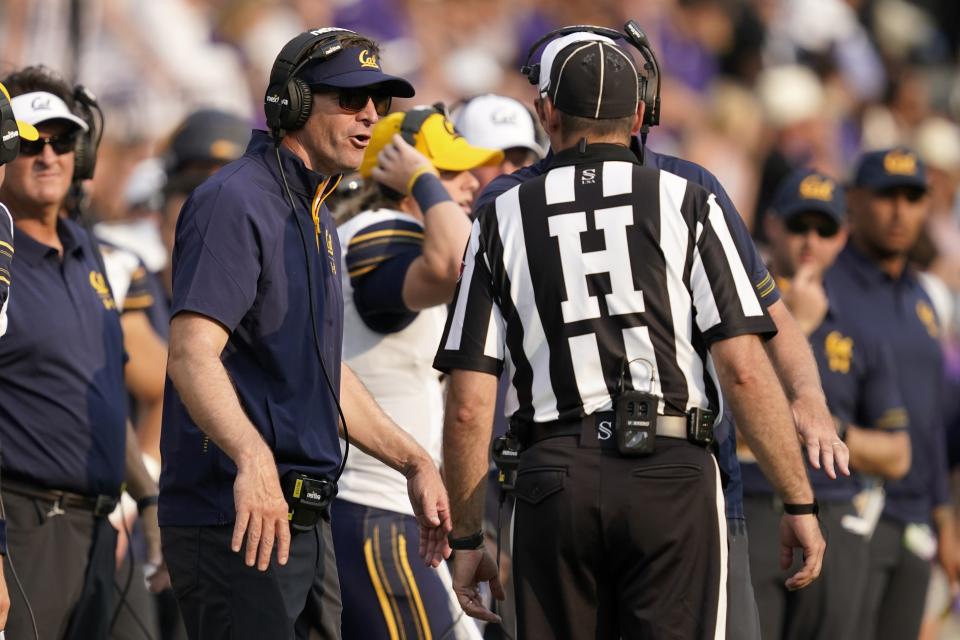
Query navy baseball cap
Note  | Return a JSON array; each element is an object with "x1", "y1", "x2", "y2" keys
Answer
[
  {"x1": 298, "y1": 46, "x2": 415, "y2": 98},
  {"x1": 853, "y1": 147, "x2": 928, "y2": 192},
  {"x1": 771, "y1": 169, "x2": 846, "y2": 226}
]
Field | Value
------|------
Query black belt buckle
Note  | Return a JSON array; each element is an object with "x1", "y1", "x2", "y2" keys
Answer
[
  {"x1": 282, "y1": 472, "x2": 336, "y2": 532},
  {"x1": 686, "y1": 408, "x2": 716, "y2": 447},
  {"x1": 93, "y1": 494, "x2": 119, "y2": 517}
]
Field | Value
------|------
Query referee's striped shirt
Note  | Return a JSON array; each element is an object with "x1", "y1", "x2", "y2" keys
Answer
[{"x1": 433, "y1": 143, "x2": 776, "y2": 425}]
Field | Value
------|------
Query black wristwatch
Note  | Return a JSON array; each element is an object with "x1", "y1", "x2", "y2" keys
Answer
[
  {"x1": 448, "y1": 531, "x2": 485, "y2": 550},
  {"x1": 783, "y1": 500, "x2": 819, "y2": 516},
  {"x1": 137, "y1": 495, "x2": 160, "y2": 514}
]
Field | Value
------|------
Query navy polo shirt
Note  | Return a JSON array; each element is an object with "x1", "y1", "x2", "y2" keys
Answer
[
  {"x1": 0, "y1": 217, "x2": 127, "y2": 497},
  {"x1": 476, "y1": 140, "x2": 778, "y2": 520},
  {"x1": 159, "y1": 130, "x2": 344, "y2": 527},
  {"x1": 824, "y1": 243, "x2": 949, "y2": 524},
  {"x1": 741, "y1": 279, "x2": 908, "y2": 501}
]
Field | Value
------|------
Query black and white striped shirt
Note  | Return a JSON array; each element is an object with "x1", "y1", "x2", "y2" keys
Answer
[{"x1": 434, "y1": 144, "x2": 775, "y2": 425}]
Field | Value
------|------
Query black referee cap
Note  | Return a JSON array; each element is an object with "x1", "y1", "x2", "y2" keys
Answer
[{"x1": 548, "y1": 39, "x2": 639, "y2": 120}]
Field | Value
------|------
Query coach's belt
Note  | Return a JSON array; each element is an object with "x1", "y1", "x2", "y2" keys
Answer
[
  {"x1": 2, "y1": 477, "x2": 119, "y2": 517},
  {"x1": 515, "y1": 413, "x2": 689, "y2": 448}
]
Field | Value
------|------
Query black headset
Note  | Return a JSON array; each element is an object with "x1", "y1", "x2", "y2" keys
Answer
[
  {"x1": 264, "y1": 28, "x2": 359, "y2": 138},
  {"x1": 72, "y1": 84, "x2": 103, "y2": 181},
  {"x1": 520, "y1": 20, "x2": 661, "y2": 130},
  {"x1": 0, "y1": 87, "x2": 20, "y2": 166}
]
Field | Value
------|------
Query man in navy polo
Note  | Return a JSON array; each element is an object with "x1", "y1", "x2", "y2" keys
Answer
[
  {"x1": 833, "y1": 148, "x2": 957, "y2": 640},
  {"x1": 0, "y1": 77, "x2": 38, "y2": 635},
  {"x1": 159, "y1": 29, "x2": 451, "y2": 639},
  {"x1": 0, "y1": 66, "x2": 162, "y2": 640},
  {"x1": 739, "y1": 168, "x2": 911, "y2": 639},
  {"x1": 474, "y1": 27, "x2": 847, "y2": 640}
]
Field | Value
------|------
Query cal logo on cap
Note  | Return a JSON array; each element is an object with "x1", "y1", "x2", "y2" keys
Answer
[
  {"x1": 358, "y1": 50, "x2": 379, "y2": 69},
  {"x1": 883, "y1": 150, "x2": 918, "y2": 176},
  {"x1": 798, "y1": 174, "x2": 835, "y2": 202}
]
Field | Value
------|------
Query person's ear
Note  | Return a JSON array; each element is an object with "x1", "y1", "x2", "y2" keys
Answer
[
  {"x1": 631, "y1": 102, "x2": 645, "y2": 135},
  {"x1": 540, "y1": 98, "x2": 561, "y2": 136}
]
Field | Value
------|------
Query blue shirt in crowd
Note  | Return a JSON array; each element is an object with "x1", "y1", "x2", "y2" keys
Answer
[
  {"x1": 825, "y1": 242, "x2": 949, "y2": 524},
  {"x1": 159, "y1": 130, "x2": 344, "y2": 527},
  {"x1": 741, "y1": 274, "x2": 908, "y2": 502},
  {"x1": 0, "y1": 217, "x2": 127, "y2": 497},
  {"x1": 477, "y1": 139, "x2": 780, "y2": 520}
]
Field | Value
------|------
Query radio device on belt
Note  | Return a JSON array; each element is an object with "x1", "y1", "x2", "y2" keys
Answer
[
  {"x1": 281, "y1": 471, "x2": 336, "y2": 532},
  {"x1": 615, "y1": 357, "x2": 660, "y2": 456}
]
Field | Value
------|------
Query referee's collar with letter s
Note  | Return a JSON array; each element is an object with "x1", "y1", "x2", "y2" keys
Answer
[{"x1": 548, "y1": 142, "x2": 638, "y2": 170}]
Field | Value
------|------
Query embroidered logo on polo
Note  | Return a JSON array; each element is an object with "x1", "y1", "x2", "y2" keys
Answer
[
  {"x1": 916, "y1": 300, "x2": 939, "y2": 338},
  {"x1": 89, "y1": 271, "x2": 116, "y2": 310},
  {"x1": 325, "y1": 228, "x2": 337, "y2": 275},
  {"x1": 358, "y1": 50, "x2": 379, "y2": 69},
  {"x1": 824, "y1": 330, "x2": 853, "y2": 374}
]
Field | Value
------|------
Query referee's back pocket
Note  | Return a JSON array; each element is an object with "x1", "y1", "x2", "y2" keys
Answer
[{"x1": 514, "y1": 467, "x2": 565, "y2": 505}]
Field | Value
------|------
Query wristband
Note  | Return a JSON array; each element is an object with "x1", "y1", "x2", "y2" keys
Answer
[
  {"x1": 783, "y1": 500, "x2": 819, "y2": 516},
  {"x1": 405, "y1": 165, "x2": 436, "y2": 194},
  {"x1": 137, "y1": 495, "x2": 159, "y2": 514},
  {"x1": 411, "y1": 172, "x2": 453, "y2": 213},
  {"x1": 448, "y1": 530, "x2": 484, "y2": 550}
]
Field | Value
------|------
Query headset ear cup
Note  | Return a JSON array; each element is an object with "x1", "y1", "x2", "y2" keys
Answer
[
  {"x1": 74, "y1": 135, "x2": 89, "y2": 179},
  {"x1": 289, "y1": 78, "x2": 313, "y2": 130}
]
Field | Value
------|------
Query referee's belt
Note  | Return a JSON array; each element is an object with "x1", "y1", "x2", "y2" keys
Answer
[
  {"x1": 2, "y1": 477, "x2": 119, "y2": 517},
  {"x1": 513, "y1": 412, "x2": 690, "y2": 448}
]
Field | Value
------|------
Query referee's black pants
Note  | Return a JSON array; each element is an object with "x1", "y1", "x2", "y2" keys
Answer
[{"x1": 512, "y1": 426, "x2": 726, "y2": 640}]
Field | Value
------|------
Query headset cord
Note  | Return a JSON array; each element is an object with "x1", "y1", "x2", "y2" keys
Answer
[
  {"x1": 274, "y1": 144, "x2": 350, "y2": 481},
  {"x1": 0, "y1": 490, "x2": 39, "y2": 640},
  {"x1": 110, "y1": 499, "x2": 156, "y2": 640}
]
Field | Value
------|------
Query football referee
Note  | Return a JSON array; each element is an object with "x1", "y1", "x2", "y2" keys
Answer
[{"x1": 437, "y1": 37, "x2": 825, "y2": 639}]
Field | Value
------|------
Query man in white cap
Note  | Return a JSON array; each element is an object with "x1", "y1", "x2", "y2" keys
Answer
[
  {"x1": 453, "y1": 94, "x2": 544, "y2": 193},
  {"x1": 0, "y1": 66, "x2": 162, "y2": 640},
  {"x1": 0, "y1": 77, "x2": 39, "y2": 635}
]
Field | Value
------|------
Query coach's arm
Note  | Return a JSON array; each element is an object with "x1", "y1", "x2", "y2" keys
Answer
[{"x1": 712, "y1": 332, "x2": 826, "y2": 590}]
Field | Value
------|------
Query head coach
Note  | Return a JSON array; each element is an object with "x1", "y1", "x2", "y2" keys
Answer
[
  {"x1": 159, "y1": 28, "x2": 451, "y2": 639},
  {"x1": 436, "y1": 34, "x2": 825, "y2": 639}
]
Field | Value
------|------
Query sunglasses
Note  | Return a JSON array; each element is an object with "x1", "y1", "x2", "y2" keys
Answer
[
  {"x1": 314, "y1": 86, "x2": 392, "y2": 117},
  {"x1": 19, "y1": 132, "x2": 78, "y2": 157},
  {"x1": 785, "y1": 216, "x2": 839, "y2": 238},
  {"x1": 876, "y1": 186, "x2": 926, "y2": 203}
]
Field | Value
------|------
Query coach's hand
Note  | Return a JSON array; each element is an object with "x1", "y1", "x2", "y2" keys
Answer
[
  {"x1": 780, "y1": 513, "x2": 825, "y2": 590},
  {"x1": 405, "y1": 455, "x2": 452, "y2": 567},
  {"x1": 372, "y1": 134, "x2": 437, "y2": 195},
  {"x1": 792, "y1": 394, "x2": 850, "y2": 480},
  {"x1": 232, "y1": 443, "x2": 291, "y2": 571},
  {"x1": 452, "y1": 548, "x2": 504, "y2": 624}
]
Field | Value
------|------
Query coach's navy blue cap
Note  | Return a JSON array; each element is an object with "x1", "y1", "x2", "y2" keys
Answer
[
  {"x1": 853, "y1": 147, "x2": 928, "y2": 192},
  {"x1": 771, "y1": 169, "x2": 845, "y2": 224},
  {"x1": 298, "y1": 46, "x2": 415, "y2": 98}
]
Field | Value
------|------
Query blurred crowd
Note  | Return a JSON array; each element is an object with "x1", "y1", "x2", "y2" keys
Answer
[{"x1": 3, "y1": 0, "x2": 960, "y2": 638}]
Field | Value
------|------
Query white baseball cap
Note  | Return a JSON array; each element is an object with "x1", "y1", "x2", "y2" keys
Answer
[
  {"x1": 537, "y1": 32, "x2": 617, "y2": 96},
  {"x1": 10, "y1": 91, "x2": 89, "y2": 131},
  {"x1": 453, "y1": 95, "x2": 545, "y2": 158}
]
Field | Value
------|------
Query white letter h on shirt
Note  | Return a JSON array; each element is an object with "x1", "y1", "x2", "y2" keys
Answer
[{"x1": 548, "y1": 205, "x2": 645, "y2": 323}]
